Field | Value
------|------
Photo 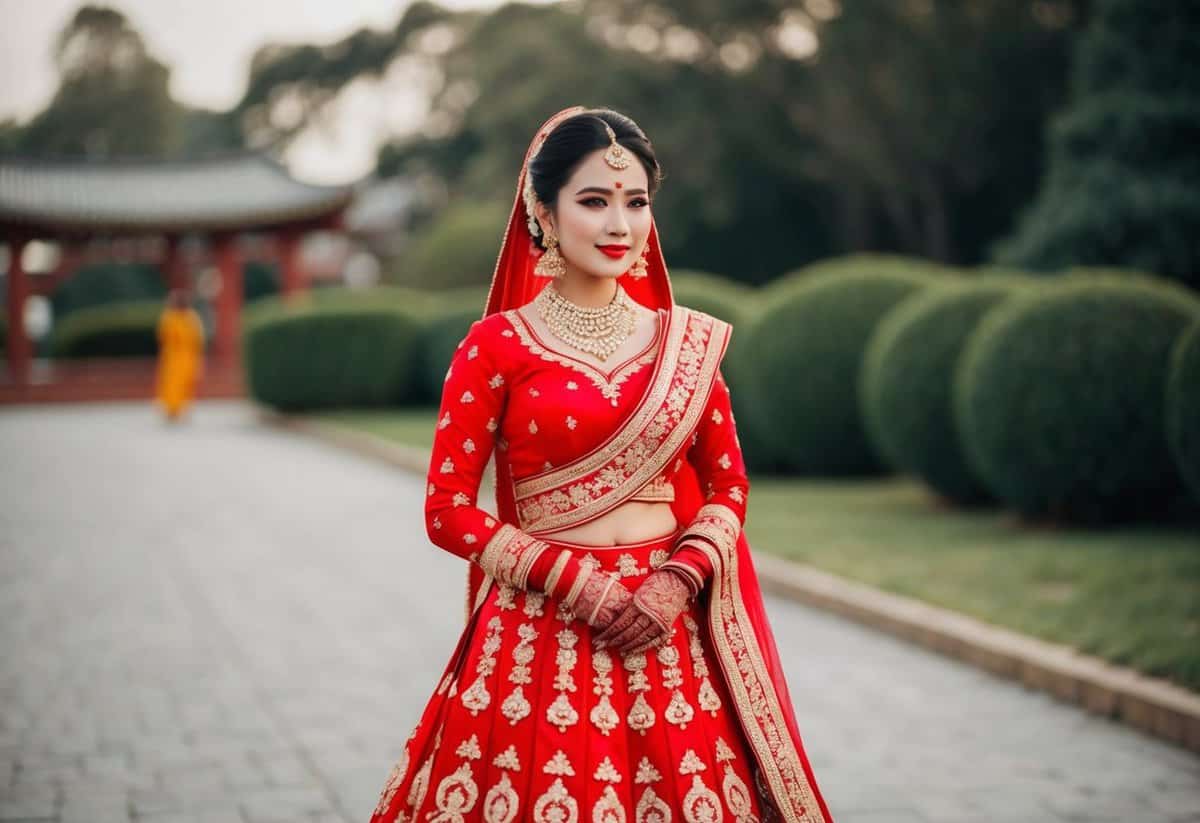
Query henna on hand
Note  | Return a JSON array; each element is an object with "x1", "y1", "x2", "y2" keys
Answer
[
  {"x1": 631, "y1": 569, "x2": 693, "y2": 634},
  {"x1": 569, "y1": 569, "x2": 633, "y2": 628}
]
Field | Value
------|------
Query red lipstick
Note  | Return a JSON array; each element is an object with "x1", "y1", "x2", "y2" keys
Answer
[{"x1": 597, "y1": 245, "x2": 630, "y2": 259}]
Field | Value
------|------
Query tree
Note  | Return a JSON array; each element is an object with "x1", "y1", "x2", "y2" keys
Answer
[
  {"x1": 16, "y1": 5, "x2": 184, "y2": 158},
  {"x1": 993, "y1": 0, "x2": 1200, "y2": 289}
]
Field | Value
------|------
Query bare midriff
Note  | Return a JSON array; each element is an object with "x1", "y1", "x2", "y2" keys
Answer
[{"x1": 540, "y1": 500, "x2": 678, "y2": 546}]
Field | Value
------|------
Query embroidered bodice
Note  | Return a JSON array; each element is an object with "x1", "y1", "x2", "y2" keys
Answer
[{"x1": 424, "y1": 306, "x2": 749, "y2": 566}]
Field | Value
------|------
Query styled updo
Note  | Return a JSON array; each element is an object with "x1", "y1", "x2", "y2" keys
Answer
[{"x1": 524, "y1": 108, "x2": 664, "y2": 249}]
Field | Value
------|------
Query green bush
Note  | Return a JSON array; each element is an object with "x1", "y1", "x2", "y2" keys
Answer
[
  {"x1": 390, "y1": 201, "x2": 512, "y2": 290},
  {"x1": 417, "y1": 306, "x2": 484, "y2": 406},
  {"x1": 243, "y1": 304, "x2": 423, "y2": 411},
  {"x1": 861, "y1": 277, "x2": 1031, "y2": 503},
  {"x1": 49, "y1": 299, "x2": 166, "y2": 358},
  {"x1": 741, "y1": 265, "x2": 942, "y2": 475},
  {"x1": 669, "y1": 269, "x2": 752, "y2": 328},
  {"x1": 955, "y1": 274, "x2": 1200, "y2": 522},
  {"x1": 1166, "y1": 320, "x2": 1200, "y2": 502},
  {"x1": 51, "y1": 263, "x2": 166, "y2": 320},
  {"x1": 773, "y1": 253, "x2": 958, "y2": 289}
]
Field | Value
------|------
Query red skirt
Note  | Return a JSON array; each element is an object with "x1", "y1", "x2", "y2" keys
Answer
[{"x1": 369, "y1": 528, "x2": 779, "y2": 822}]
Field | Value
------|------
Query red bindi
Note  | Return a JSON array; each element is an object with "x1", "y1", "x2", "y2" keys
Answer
[{"x1": 614, "y1": 182, "x2": 623, "y2": 189}]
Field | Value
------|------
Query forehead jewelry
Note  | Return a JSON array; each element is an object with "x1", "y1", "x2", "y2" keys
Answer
[{"x1": 603, "y1": 123, "x2": 632, "y2": 170}]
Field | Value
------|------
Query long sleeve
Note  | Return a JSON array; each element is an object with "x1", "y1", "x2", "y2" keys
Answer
[
  {"x1": 424, "y1": 319, "x2": 621, "y2": 615},
  {"x1": 663, "y1": 368, "x2": 750, "y2": 593}
]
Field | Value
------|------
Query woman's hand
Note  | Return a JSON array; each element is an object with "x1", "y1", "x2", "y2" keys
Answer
[
  {"x1": 570, "y1": 570, "x2": 634, "y2": 628},
  {"x1": 592, "y1": 569, "x2": 693, "y2": 655}
]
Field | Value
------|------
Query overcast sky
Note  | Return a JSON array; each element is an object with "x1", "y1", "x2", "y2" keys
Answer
[{"x1": 0, "y1": 0, "x2": 526, "y2": 182}]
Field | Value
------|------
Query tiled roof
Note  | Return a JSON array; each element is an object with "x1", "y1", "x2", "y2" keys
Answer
[{"x1": 0, "y1": 152, "x2": 354, "y2": 233}]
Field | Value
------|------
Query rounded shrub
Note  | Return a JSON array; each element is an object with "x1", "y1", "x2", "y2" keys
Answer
[
  {"x1": 670, "y1": 269, "x2": 751, "y2": 328},
  {"x1": 49, "y1": 299, "x2": 165, "y2": 358},
  {"x1": 861, "y1": 277, "x2": 1032, "y2": 503},
  {"x1": 741, "y1": 266, "x2": 942, "y2": 475},
  {"x1": 954, "y1": 274, "x2": 1200, "y2": 523},
  {"x1": 1166, "y1": 320, "x2": 1200, "y2": 502},
  {"x1": 417, "y1": 306, "x2": 483, "y2": 406},
  {"x1": 243, "y1": 304, "x2": 423, "y2": 411}
]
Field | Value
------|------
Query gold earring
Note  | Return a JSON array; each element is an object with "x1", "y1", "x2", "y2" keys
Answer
[
  {"x1": 627, "y1": 246, "x2": 649, "y2": 279},
  {"x1": 534, "y1": 232, "x2": 567, "y2": 279}
]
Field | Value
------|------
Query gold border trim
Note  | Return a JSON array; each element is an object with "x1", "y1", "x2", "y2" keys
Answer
[{"x1": 706, "y1": 541, "x2": 828, "y2": 821}]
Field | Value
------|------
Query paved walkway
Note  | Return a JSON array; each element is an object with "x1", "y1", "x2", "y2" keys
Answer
[{"x1": 1, "y1": 400, "x2": 1197, "y2": 823}]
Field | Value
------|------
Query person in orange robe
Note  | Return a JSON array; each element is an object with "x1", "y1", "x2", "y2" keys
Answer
[{"x1": 154, "y1": 289, "x2": 205, "y2": 421}]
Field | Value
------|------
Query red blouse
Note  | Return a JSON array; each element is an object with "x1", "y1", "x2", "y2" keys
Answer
[{"x1": 423, "y1": 307, "x2": 749, "y2": 598}]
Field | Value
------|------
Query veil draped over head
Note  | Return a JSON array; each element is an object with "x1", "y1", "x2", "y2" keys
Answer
[
  {"x1": 481, "y1": 105, "x2": 674, "y2": 319},
  {"x1": 469, "y1": 105, "x2": 833, "y2": 823}
]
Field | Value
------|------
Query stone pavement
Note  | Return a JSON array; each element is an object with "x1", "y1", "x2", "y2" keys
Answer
[{"x1": 1, "y1": 400, "x2": 1197, "y2": 823}]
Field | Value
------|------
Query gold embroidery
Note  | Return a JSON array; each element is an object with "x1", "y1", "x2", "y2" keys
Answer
[
  {"x1": 478, "y1": 523, "x2": 550, "y2": 588},
  {"x1": 493, "y1": 745, "x2": 521, "y2": 771},
  {"x1": 593, "y1": 756, "x2": 622, "y2": 783},
  {"x1": 649, "y1": 549, "x2": 670, "y2": 569},
  {"x1": 495, "y1": 584, "x2": 517, "y2": 610},
  {"x1": 501, "y1": 623, "x2": 537, "y2": 725},
  {"x1": 372, "y1": 734, "x2": 414, "y2": 817},
  {"x1": 682, "y1": 774, "x2": 723, "y2": 823},
  {"x1": 616, "y1": 553, "x2": 646, "y2": 578},
  {"x1": 503, "y1": 308, "x2": 661, "y2": 407},
  {"x1": 589, "y1": 649, "x2": 619, "y2": 735},
  {"x1": 662, "y1": 643, "x2": 700, "y2": 724},
  {"x1": 461, "y1": 616, "x2": 502, "y2": 715},
  {"x1": 534, "y1": 777, "x2": 579, "y2": 823},
  {"x1": 523, "y1": 590, "x2": 547, "y2": 618},
  {"x1": 482, "y1": 771, "x2": 520, "y2": 823},
  {"x1": 593, "y1": 785, "x2": 627, "y2": 823},
  {"x1": 515, "y1": 309, "x2": 730, "y2": 534},
  {"x1": 629, "y1": 472, "x2": 675, "y2": 503},
  {"x1": 635, "y1": 786, "x2": 671, "y2": 823},
  {"x1": 547, "y1": 616, "x2": 580, "y2": 731},
  {"x1": 405, "y1": 726, "x2": 440, "y2": 816},
  {"x1": 624, "y1": 652, "x2": 655, "y2": 734},
  {"x1": 543, "y1": 750, "x2": 576, "y2": 776},
  {"x1": 677, "y1": 503, "x2": 740, "y2": 558},
  {"x1": 679, "y1": 750, "x2": 706, "y2": 775},
  {"x1": 634, "y1": 757, "x2": 662, "y2": 785},
  {"x1": 707, "y1": 532, "x2": 827, "y2": 820},
  {"x1": 684, "y1": 615, "x2": 722, "y2": 716},
  {"x1": 429, "y1": 761, "x2": 479, "y2": 822}
]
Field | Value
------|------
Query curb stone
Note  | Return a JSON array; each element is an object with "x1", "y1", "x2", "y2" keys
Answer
[{"x1": 258, "y1": 406, "x2": 1200, "y2": 757}]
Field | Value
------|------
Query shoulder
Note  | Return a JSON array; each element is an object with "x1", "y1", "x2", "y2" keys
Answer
[
  {"x1": 669, "y1": 303, "x2": 734, "y2": 341},
  {"x1": 455, "y1": 312, "x2": 519, "y2": 368}
]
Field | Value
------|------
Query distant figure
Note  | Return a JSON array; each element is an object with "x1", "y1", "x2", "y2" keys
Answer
[{"x1": 155, "y1": 289, "x2": 205, "y2": 422}]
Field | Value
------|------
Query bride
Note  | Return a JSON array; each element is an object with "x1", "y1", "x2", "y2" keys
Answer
[{"x1": 369, "y1": 106, "x2": 833, "y2": 823}]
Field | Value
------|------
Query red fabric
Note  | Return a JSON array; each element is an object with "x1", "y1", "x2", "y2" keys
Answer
[{"x1": 406, "y1": 105, "x2": 833, "y2": 822}]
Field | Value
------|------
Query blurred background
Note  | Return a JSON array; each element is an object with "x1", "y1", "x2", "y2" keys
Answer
[{"x1": 2, "y1": 1, "x2": 1199, "y2": 820}]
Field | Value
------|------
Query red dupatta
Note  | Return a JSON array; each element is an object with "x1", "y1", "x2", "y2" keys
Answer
[{"x1": 470, "y1": 106, "x2": 833, "y2": 823}]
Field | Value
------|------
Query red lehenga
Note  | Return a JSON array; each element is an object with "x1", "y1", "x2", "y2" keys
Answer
[{"x1": 369, "y1": 107, "x2": 833, "y2": 823}]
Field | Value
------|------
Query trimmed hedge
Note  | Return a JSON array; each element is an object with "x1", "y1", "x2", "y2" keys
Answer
[
  {"x1": 243, "y1": 304, "x2": 423, "y2": 411},
  {"x1": 741, "y1": 265, "x2": 942, "y2": 475},
  {"x1": 49, "y1": 299, "x2": 166, "y2": 358},
  {"x1": 955, "y1": 274, "x2": 1200, "y2": 523},
  {"x1": 417, "y1": 306, "x2": 485, "y2": 406},
  {"x1": 669, "y1": 269, "x2": 751, "y2": 328},
  {"x1": 861, "y1": 277, "x2": 1031, "y2": 503},
  {"x1": 1166, "y1": 320, "x2": 1200, "y2": 502}
]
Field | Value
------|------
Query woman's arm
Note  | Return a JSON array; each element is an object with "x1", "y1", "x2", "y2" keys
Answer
[{"x1": 425, "y1": 319, "x2": 629, "y2": 623}]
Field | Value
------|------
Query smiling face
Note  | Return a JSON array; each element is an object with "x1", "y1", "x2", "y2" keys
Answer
[{"x1": 535, "y1": 147, "x2": 653, "y2": 282}]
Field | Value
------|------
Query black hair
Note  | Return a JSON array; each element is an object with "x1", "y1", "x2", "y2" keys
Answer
[{"x1": 526, "y1": 108, "x2": 664, "y2": 249}]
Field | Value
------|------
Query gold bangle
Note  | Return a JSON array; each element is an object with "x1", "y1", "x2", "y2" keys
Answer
[
  {"x1": 543, "y1": 550, "x2": 572, "y2": 597},
  {"x1": 587, "y1": 575, "x2": 618, "y2": 625},
  {"x1": 563, "y1": 564, "x2": 593, "y2": 610}
]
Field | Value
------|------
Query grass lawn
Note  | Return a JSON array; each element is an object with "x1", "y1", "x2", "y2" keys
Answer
[{"x1": 314, "y1": 408, "x2": 1200, "y2": 693}]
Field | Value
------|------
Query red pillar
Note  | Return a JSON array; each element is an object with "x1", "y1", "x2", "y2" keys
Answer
[
  {"x1": 278, "y1": 230, "x2": 304, "y2": 301},
  {"x1": 5, "y1": 236, "x2": 31, "y2": 384},
  {"x1": 164, "y1": 235, "x2": 188, "y2": 292},
  {"x1": 213, "y1": 233, "x2": 243, "y2": 369}
]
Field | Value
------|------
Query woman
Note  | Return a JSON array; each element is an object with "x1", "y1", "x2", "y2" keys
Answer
[
  {"x1": 370, "y1": 107, "x2": 833, "y2": 823},
  {"x1": 155, "y1": 288, "x2": 205, "y2": 422}
]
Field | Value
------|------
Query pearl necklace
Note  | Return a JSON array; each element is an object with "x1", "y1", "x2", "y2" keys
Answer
[{"x1": 533, "y1": 281, "x2": 636, "y2": 362}]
